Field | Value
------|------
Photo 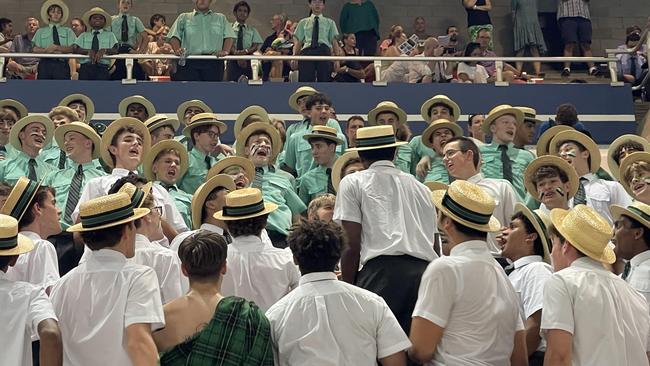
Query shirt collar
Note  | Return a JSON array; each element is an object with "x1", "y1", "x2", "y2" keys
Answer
[
  {"x1": 233, "y1": 21, "x2": 246, "y2": 28},
  {"x1": 467, "y1": 173, "x2": 484, "y2": 183},
  {"x1": 570, "y1": 256, "x2": 607, "y2": 271},
  {"x1": 310, "y1": 13, "x2": 323, "y2": 19},
  {"x1": 49, "y1": 23, "x2": 61, "y2": 28},
  {"x1": 489, "y1": 141, "x2": 514, "y2": 149},
  {"x1": 513, "y1": 255, "x2": 544, "y2": 269},
  {"x1": 193, "y1": 9, "x2": 213, "y2": 16},
  {"x1": 631, "y1": 250, "x2": 650, "y2": 267},
  {"x1": 78, "y1": 161, "x2": 97, "y2": 170},
  {"x1": 135, "y1": 234, "x2": 151, "y2": 248},
  {"x1": 19, "y1": 231, "x2": 41, "y2": 241},
  {"x1": 232, "y1": 235, "x2": 263, "y2": 248},
  {"x1": 449, "y1": 240, "x2": 490, "y2": 256},
  {"x1": 88, "y1": 248, "x2": 127, "y2": 263},
  {"x1": 112, "y1": 168, "x2": 136, "y2": 177},
  {"x1": 369, "y1": 160, "x2": 395, "y2": 169},
  {"x1": 191, "y1": 147, "x2": 208, "y2": 159},
  {"x1": 299, "y1": 272, "x2": 338, "y2": 286},
  {"x1": 581, "y1": 172, "x2": 597, "y2": 182},
  {"x1": 0, "y1": 271, "x2": 7, "y2": 280},
  {"x1": 200, "y1": 223, "x2": 224, "y2": 235}
]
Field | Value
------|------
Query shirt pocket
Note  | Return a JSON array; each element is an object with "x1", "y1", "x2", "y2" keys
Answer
[{"x1": 587, "y1": 190, "x2": 611, "y2": 220}]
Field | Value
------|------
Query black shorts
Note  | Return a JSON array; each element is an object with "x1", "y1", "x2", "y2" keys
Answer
[{"x1": 559, "y1": 16, "x2": 592, "y2": 44}]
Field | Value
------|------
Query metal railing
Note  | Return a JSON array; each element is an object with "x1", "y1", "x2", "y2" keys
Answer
[
  {"x1": 0, "y1": 52, "x2": 621, "y2": 85},
  {"x1": 605, "y1": 27, "x2": 649, "y2": 92}
]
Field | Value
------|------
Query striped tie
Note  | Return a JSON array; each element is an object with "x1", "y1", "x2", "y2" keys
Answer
[
  {"x1": 64, "y1": 164, "x2": 84, "y2": 223},
  {"x1": 252, "y1": 167, "x2": 264, "y2": 190},
  {"x1": 574, "y1": 178, "x2": 587, "y2": 206},
  {"x1": 326, "y1": 168, "x2": 335, "y2": 194},
  {"x1": 58, "y1": 150, "x2": 67, "y2": 169}
]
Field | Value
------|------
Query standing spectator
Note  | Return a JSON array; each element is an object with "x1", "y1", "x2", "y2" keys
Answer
[
  {"x1": 513, "y1": 0, "x2": 547, "y2": 76},
  {"x1": 333, "y1": 33, "x2": 365, "y2": 82},
  {"x1": 617, "y1": 31, "x2": 647, "y2": 88},
  {"x1": 457, "y1": 42, "x2": 489, "y2": 83},
  {"x1": 70, "y1": 17, "x2": 86, "y2": 37},
  {"x1": 558, "y1": 0, "x2": 597, "y2": 77},
  {"x1": 6, "y1": 18, "x2": 40, "y2": 80},
  {"x1": 0, "y1": 18, "x2": 13, "y2": 52},
  {"x1": 110, "y1": 0, "x2": 148, "y2": 80},
  {"x1": 463, "y1": 0, "x2": 492, "y2": 47},
  {"x1": 345, "y1": 115, "x2": 365, "y2": 148},
  {"x1": 412, "y1": 16, "x2": 431, "y2": 40},
  {"x1": 168, "y1": 0, "x2": 235, "y2": 81},
  {"x1": 73, "y1": 7, "x2": 118, "y2": 80},
  {"x1": 339, "y1": 0, "x2": 380, "y2": 56},
  {"x1": 292, "y1": 0, "x2": 342, "y2": 82},
  {"x1": 33, "y1": 0, "x2": 76, "y2": 80},
  {"x1": 260, "y1": 13, "x2": 291, "y2": 81},
  {"x1": 227, "y1": 1, "x2": 263, "y2": 82}
]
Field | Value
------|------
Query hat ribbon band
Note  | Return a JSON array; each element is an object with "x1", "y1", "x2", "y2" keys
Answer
[
  {"x1": 80, "y1": 204, "x2": 135, "y2": 229},
  {"x1": 628, "y1": 206, "x2": 650, "y2": 222},
  {"x1": 0, "y1": 235, "x2": 19, "y2": 250},
  {"x1": 130, "y1": 189, "x2": 145, "y2": 209},
  {"x1": 11, "y1": 180, "x2": 40, "y2": 220},
  {"x1": 530, "y1": 211, "x2": 552, "y2": 253},
  {"x1": 311, "y1": 130, "x2": 338, "y2": 138},
  {"x1": 442, "y1": 193, "x2": 492, "y2": 225},
  {"x1": 356, "y1": 135, "x2": 396, "y2": 148},
  {"x1": 223, "y1": 200, "x2": 265, "y2": 217}
]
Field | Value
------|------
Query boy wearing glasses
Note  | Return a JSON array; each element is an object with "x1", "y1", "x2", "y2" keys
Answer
[{"x1": 179, "y1": 113, "x2": 227, "y2": 193}]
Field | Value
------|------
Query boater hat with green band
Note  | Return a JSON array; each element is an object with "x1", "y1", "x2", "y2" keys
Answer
[
  {"x1": 348, "y1": 125, "x2": 407, "y2": 151},
  {"x1": 118, "y1": 182, "x2": 152, "y2": 209},
  {"x1": 0, "y1": 177, "x2": 43, "y2": 222},
  {"x1": 430, "y1": 180, "x2": 501, "y2": 232},
  {"x1": 214, "y1": 188, "x2": 278, "y2": 221},
  {"x1": 67, "y1": 193, "x2": 150, "y2": 232},
  {"x1": 0, "y1": 214, "x2": 34, "y2": 256}
]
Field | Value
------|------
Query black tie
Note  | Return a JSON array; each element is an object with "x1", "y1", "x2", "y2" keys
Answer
[
  {"x1": 58, "y1": 150, "x2": 67, "y2": 169},
  {"x1": 326, "y1": 168, "x2": 335, "y2": 194},
  {"x1": 121, "y1": 15, "x2": 128, "y2": 43},
  {"x1": 252, "y1": 167, "x2": 264, "y2": 189},
  {"x1": 311, "y1": 16, "x2": 319, "y2": 48},
  {"x1": 27, "y1": 159, "x2": 37, "y2": 181},
  {"x1": 204, "y1": 156, "x2": 212, "y2": 171},
  {"x1": 91, "y1": 31, "x2": 100, "y2": 52},
  {"x1": 574, "y1": 178, "x2": 587, "y2": 206},
  {"x1": 236, "y1": 24, "x2": 244, "y2": 50},
  {"x1": 64, "y1": 164, "x2": 84, "y2": 223},
  {"x1": 161, "y1": 182, "x2": 176, "y2": 191},
  {"x1": 0, "y1": 145, "x2": 6, "y2": 152},
  {"x1": 622, "y1": 261, "x2": 631, "y2": 281},
  {"x1": 499, "y1": 145, "x2": 513, "y2": 183},
  {"x1": 52, "y1": 25, "x2": 60, "y2": 46}
]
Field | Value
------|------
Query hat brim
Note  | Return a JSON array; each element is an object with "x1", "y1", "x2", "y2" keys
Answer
[
  {"x1": 147, "y1": 118, "x2": 180, "y2": 134},
  {"x1": 332, "y1": 151, "x2": 360, "y2": 193},
  {"x1": 536, "y1": 125, "x2": 572, "y2": 156},
  {"x1": 234, "y1": 106, "x2": 270, "y2": 137},
  {"x1": 610, "y1": 204, "x2": 650, "y2": 230},
  {"x1": 9, "y1": 116, "x2": 55, "y2": 151},
  {"x1": 214, "y1": 202, "x2": 278, "y2": 221},
  {"x1": 303, "y1": 133, "x2": 344, "y2": 145},
  {"x1": 607, "y1": 135, "x2": 650, "y2": 181},
  {"x1": 0, "y1": 233, "x2": 35, "y2": 256},
  {"x1": 515, "y1": 203, "x2": 551, "y2": 264},
  {"x1": 191, "y1": 175, "x2": 237, "y2": 230},
  {"x1": 83, "y1": 8, "x2": 112, "y2": 30},
  {"x1": 288, "y1": 88, "x2": 317, "y2": 112},
  {"x1": 421, "y1": 121, "x2": 463, "y2": 149},
  {"x1": 483, "y1": 108, "x2": 525, "y2": 135},
  {"x1": 424, "y1": 181, "x2": 448, "y2": 192},
  {"x1": 524, "y1": 156, "x2": 579, "y2": 202},
  {"x1": 100, "y1": 117, "x2": 152, "y2": 169},
  {"x1": 118, "y1": 96, "x2": 156, "y2": 119},
  {"x1": 619, "y1": 152, "x2": 650, "y2": 196},
  {"x1": 59, "y1": 94, "x2": 95, "y2": 122},
  {"x1": 54, "y1": 122, "x2": 101, "y2": 159},
  {"x1": 549, "y1": 130, "x2": 601, "y2": 174},
  {"x1": 142, "y1": 140, "x2": 189, "y2": 182},
  {"x1": 550, "y1": 208, "x2": 616, "y2": 264},
  {"x1": 207, "y1": 156, "x2": 255, "y2": 183},
  {"x1": 235, "y1": 122, "x2": 283, "y2": 162},
  {"x1": 40, "y1": 0, "x2": 69, "y2": 25},
  {"x1": 67, "y1": 207, "x2": 150, "y2": 232},
  {"x1": 431, "y1": 189, "x2": 502, "y2": 232},
  {"x1": 0, "y1": 99, "x2": 28, "y2": 119},
  {"x1": 0, "y1": 177, "x2": 45, "y2": 222},
  {"x1": 420, "y1": 96, "x2": 461, "y2": 123},
  {"x1": 368, "y1": 105, "x2": 408, "y2": 126},
  {"x1": 348, "y1": 140, "x2": 407, "y2": 152},
  {"x1": 176, "y1": 100, "x2": 212, "y2": 123},
  {"x1": 182, "y1": 120, "x2": 228, "y2": 138}
]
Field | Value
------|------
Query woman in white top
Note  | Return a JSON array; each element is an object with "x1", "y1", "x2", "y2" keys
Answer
[{"x1": 457, "y1": 42, "x2": 489, "y2": 83}]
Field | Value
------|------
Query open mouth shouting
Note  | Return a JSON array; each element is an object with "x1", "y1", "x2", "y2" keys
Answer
[
  {"x1": 633, "y1": 181, "x2": 648, "y2": 197},
  {"x1": 128, "y1": 146, "x2": 141, "y2": 157}
]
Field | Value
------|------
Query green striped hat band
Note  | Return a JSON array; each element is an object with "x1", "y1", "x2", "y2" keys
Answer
[
  {"x1": 356, "y1": 135, "x2": 396, "y2": 148},
  {"x1": 0, "y1": 235, "x2": 18, "y2": 250},
  {"x1": 222, "y1": 200, "x2": 265, "y2": 218},
  {"x1": 80, "y1": 204, "x2": 135, "y2": 229},
  {"x1": 9, "y1": 180, "x2": 40, "y2": 221},
  {"x1": 442, "y1": 193, "x2": 491, "y2": 225}
]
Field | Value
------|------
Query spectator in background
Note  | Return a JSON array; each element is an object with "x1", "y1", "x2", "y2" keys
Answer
[
  {"x1": 463, "y1": 0, "x2": 492, "y2": 47},
  {"x1": 141, "y1": 27, "x2": 173, "y2": 77},
  {"x1": 33, "y1": 1, "x2": 76, "y2": 80},
  {"x1": 617, "y1": 31, "x2": 647, "y2": 89},
  {"x1": 457, "y1": 42, "x2": 489, "y2": 83},
  {"x1": 445, "y1": 25, "x2": 464, "y2": 55},
  {"x1": 70, "y1": 17, "x2": 86, "y2": 37},
  {"x1": 333, "y1": 33, "x2": 365, "y2": 82},
  {"x1": 558, "y1": 0, "x2": 598, "y2": 77},
  {"x1": 534, "y1": 103, "x2": 588, "y2": 141},
  {"x1": 477, "y1": 28, "x2": 521, "y2": 82},
  {"x1": 339, "y1": 0, "x2": 380, "y2": 56},
  {"x1": 306, "y1": 194, "x2": 336, "y2": 222},
  {"x1": 512, "y1": 0, "x2": 546, "y2": 76},
  {"x1": 413, "y1": 16, "x2": 431, "y2": 41},
  {"x1": 73, "y1": 7, "x2": 119, "y2": 80},
  {"x1": 409, "y1": 37, "x2": 454, "y2": 83},
  {"x1": 468, "y1": 114, "x2": 486, "y2": 143},
  {"x1": 110, "y1": 0, "x2": 148, "y2": 80},
  {"x1": 0, "y1": 18, "x2": 14, "y2": 52},
  {"x1": 145, "y1": 14, "x2": 168, "y2": 42},
  {"x1": 6, "y1": 18, "x2": 39, "y2": 80},
  {"x1": 227, "y1": 1, "x2": 263, "y2": 82},
  {"x1": 345, "y1": 115, "x2": 365, "y2": 148},
  {"x1": 260, "y1": 13, "x2": 291, "y2": 81}
]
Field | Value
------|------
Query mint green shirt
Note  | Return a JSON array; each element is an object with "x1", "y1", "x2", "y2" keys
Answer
[
  {"x1": 295, "y1": 14, "x2": 339, "y2": 49},
  {"x1": 179, "y1": 148, "x2": 218, "y2": 194},
  {"x1": 282, "y1": 119, "x2": 346, "y2": 178},
  {"x1": 167, "y1": 10, "x2": 236, "y2": 55},
  {"x1": 111, "y1": 13, "x2": 146, "y2": 46},
  {"x1": 409, "y1": 135, "x2": 437, "y2": 178},
  {"x1": 0, "y1": 151, "x2": 56, "y2": 185},
  {"x1": 33, "y1": 24, "x2": 76, "y2": 48},
  {"x1": 297, "y1": 165, "x2": 332, "y2": 205},
  {"x1": 74, "y1": 29, "x2": 118, "y2": 65},
  {"x1": 259, "y1": 165, "x2": 306, "y2": 236},
  {"x1": 0, "y1": 144, "x2": 19, "y2": 160},
  {"x1": 480, "y1": 142, "x2": 534, "y2": 201},
  {"x1": 157, "y1": 182, "x2": 192, "y2": 229},
  {"x1": 424, "y1": 155, "x2": 451, "y2": 184},
  {"x1": 42, "y1": 140, "x2": 70, "y2": 169},
  {"x1": 231, "y1": 22, "x2": 263, "y2": 49},
  {"x1": 44, "y1": 160, "x2": 107, "y2": 229},
  {"x1": 394, "y1": 144, "x2": 412, "y2": 174}
]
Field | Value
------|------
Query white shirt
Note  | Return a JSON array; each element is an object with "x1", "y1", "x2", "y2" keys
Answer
[
  {"x1": 0, "y1": 271, "x2": 57, "y2": 366},
  {"x1": 334, "y1": 161, "x2": 438, "y2": 264},
  {"x1": 266, "y1": 272, "x2": 411, "y2": 366},
  {"x1": 221, "y1": 235, "x2": 299, "y2": 311},
  {"x1": 73, "y1": 168, "x2": 189, "y2": 233},
  {"x1": 457, "y1": 62, "x2": 489, "y2": 83},
  {"x1": 50, "y1": 249, "x2": 165, "y2": 366},
  {"x1": 169, "y1": 224, "x2": 274, "y2": 253},
  {"x1": 380, "y1": 55, "x2": 411, "y2": 83},
  {"x1": 407, "y1": 54, "x2": 452, "y2": 83},
  {"x1": 541, "y1": 257, "x2": 650, "y2": 366},
  {"x1": 134, "y1": 234, "x2": 184, "y2": 304},
  {"x1": 5, "y1": 231, "x2": 59, "y2": 290},
  {"x1": 467, "y1": 173, "x2": 519, "y2": 253},
  {"x1": 413, "y1": 240, "x2": 525, "y2": 365},
  {"x1": 626, "y1": 250, "x2": 650, "y2": 307},
  {"x1": 508, "y1": 255, "x2": 553, "y2": 352}
]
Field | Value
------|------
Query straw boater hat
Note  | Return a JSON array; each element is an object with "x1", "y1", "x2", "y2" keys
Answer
[
  {"x1": 607, "y1": 134, "x2": 650, "y2": 181},
  {"x1": 611, "y1": 201, "x2": 650, "y2": 231},
  {"x1": 40, "y1": 0, "x2": 69, "y2": 25},
  {"x1": 288, "y1": 86, "x2": 318, "y2": 112},
  {"x1": 176, "y1": 100, "x2": 213, "y2": 123},
  {"x1": 191, "y1": 174, "x2": 236, "y2": 229},
  {"x1": 0, "y1": 99, "x2": 28, "y2": 119},
  {"x1": 482, "y1": 104, "x2": 525, "y2": 135},
  {"x1": 331, "y1": 151, "x2": 360, "y2": 193},
  {"x1": 214, "y1": 187, "x2": 278, "y2": 221},
  {"x1": 144, "y1": 114, "x2": 180, "y2": 134},
  {"x1": 142, "y1": 140, "x2": 189, "y2": 182},
  {"x1": 524, "y1": 155, "x2": 579, "y2": 202},
  {"x1": 235, "y1": 122, "x2": 283, "y2": 161},
  {"x1": 516, "y1": 106, "x2": 541, "y2": 124},
  {"x1": 0, "y1": 177, "x2": 43, "y2": 222},
  {"x1": 549, "y1": 130, "x2": 601, "y2": 174},
  {"x1": 367, "y1": 101, "x2": 408, "y2": 126},
  {"x1": 421, "y1": 119, "x2": 463, "y2": 149},
  {"x1": 348, "y1": 125, "x2": 407, "y2": 152},
  {"x1": 420, "y1": 95, "x2": 461, "y2": 123},
  {"x1": 118, "y1": 182, "x2": 152, "y2": 209},
  {"x1": 83, "y1": 7, "x2": 112, "y2": 29},
  {"x1": 182, "y1": 113, "x2": 227, "y2": 138},
  {"x1": 430, "y1": 180, "x2": 502, "y2": 232},
  {"x1": 207, "y1": 156, "x2": 255, "y2": 183},
  {"x1": 100, "y1": 117, "x2": 152, "y2": 169},
  {"x1": 67, "y1": 193, "x2": 150, "y2": 232},
  {"x1": 59, "y1": 94, "x2": 95, "y2": 123},
  {"x1": 550, "y1": 205, "x2": 616, "y2": 264},
  {"x1": 514, "y1": 202, "x2": 552, "y2": 263},
  {"x1": 424, "y1": 181, "x2": 448, "y2": 192},
  {"x1": 535, "y1": 125, "x2": 572, "y2": 157},
  {"x1": 118, "y1": 95, "x2": 156, "y2": 118},
  {"x1": 303, "y1": 126, "x2": 344, "y2": 145},
  {"x1": 9, "y1": 115, "x2": 55, "y2": 150},
  {"x1": 0, "y1": 214, "x2": 34, "y2": 256},
  {"x1": 234, "y1": 106, "x2": 270, "y2": 137},
  {"x1": 54, "y1": 121, "x2": 101, "y2": 159},
  {"x1": 619, "y1": 152, "x2": 650, "y2": 196}
]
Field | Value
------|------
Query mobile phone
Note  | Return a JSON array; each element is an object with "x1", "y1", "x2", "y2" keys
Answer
[{"x1": 437, "y1": 35, "x2": 451, "y2": 47}]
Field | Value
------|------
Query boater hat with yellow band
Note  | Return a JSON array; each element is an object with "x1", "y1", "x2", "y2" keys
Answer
[{"x1": 67, "y1": 193, "x2": 150, "y2": 232}]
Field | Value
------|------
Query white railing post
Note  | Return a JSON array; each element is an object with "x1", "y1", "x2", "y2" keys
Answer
[
  {"x1": 373, "y1": 60, "x2": 386, "y2": 86},
  {"x1": 122, "y1": 57, "x2": 136, "y2": 84},
  {"x1": 495, "y1": 60, "x2": 508, "y2": 86},
  {"x1": 608, "y1": 54, "x2": 623, "y2": 86},
  {"x1": 0, "y1": 56, "x2": 6, "y2": 82},
  {"x1": 249, "y1": 59, "x2": 262, "y2": 85}
]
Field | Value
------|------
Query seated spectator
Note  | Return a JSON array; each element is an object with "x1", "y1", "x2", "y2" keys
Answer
[
  {"x1": 617, "y1": 31, "x2": 648, "y2": 88},
  {"x1": 260, "y1": 13, "x2": 292, "y2": 81},
  {"x1": 379, "y1": 24, "x2": 404, "y2": 55},
  {"x1": 0, "y1": 18, "x2": 13, "y2": 52},
  {"x1": 476, "y1": 28, "x2": 521, "y2": 81},
  {"x1": 145, "y1": 14, "x2": 168, "y2": 42},
  {"x1": 6, "y1": 18, "x2": 39, "y2": 80},
  {"x1": 333, "y1": 33, "x2": 365, "y2": 82},
  {"x1": 456, "y1": 42, "x2": 489, "y2": 83},
  {"x1": 380, "y1": 45, "x2": 418, "y2": 83},
  {"x1": 307, "y1": 193, "x2": 336, "y2": 222},
  {"x1": 409, "y1": 37, "x2": 454, "y2": 83},
  {"x1": 141, "y1": 28, "x2": 173, "y2": 77},
  {"x1": 413, "y1": 16, "x2": 431, "y2": 40},
  {"x1": 468, "y1": 113, "x2": 486, "y2": 143},
  {"x1": 345, "y1": 115, "x2": 365, "y2": 148},
  {"x1": 70, "y1": 17, "x2": 86, "y2": 37}
]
